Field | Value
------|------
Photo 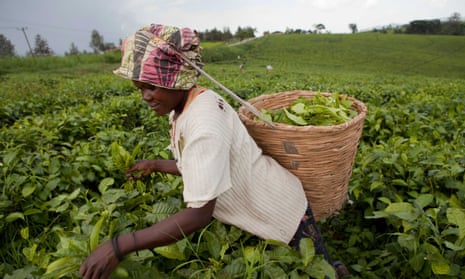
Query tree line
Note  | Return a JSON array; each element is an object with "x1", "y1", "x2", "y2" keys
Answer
[
  {"x1": 0, "y1": 29, "x2": 116, "y2": 57},
  {"x1": 0, "y1": 12, "x2": 463, "y2": 57},
  {"x1": 372, "y1": 12, "x2": 464, "y2": 35},
  {"x1": 0, "y1": 26, "x2": 257, "y2": 57}
]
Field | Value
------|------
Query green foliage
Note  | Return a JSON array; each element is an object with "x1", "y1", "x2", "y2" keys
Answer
[
  {"x1": 201, "y1": 45, "x2": 241, "y2": 63},
  {"x1": 89, "y1": 30, "x2": 105, "y2": 54},
  {"x1": 1, "y1": 33, "x2": 465, "y2": 278},
  {"x1": 0, "y1": 51, "x2": 122, "y2": 75},
  {"x1": 236, "y1": 33, "x2": 465, "y2": 79},
  {"x1": 258, "y1": 93, "x2": 357, "y2": 126},
  {"x1": 33, "y1": 34, "x2": 54, "y2": 56},
  {"x1": 0, "y1": 34, "x2": 15, "y2": 57}
]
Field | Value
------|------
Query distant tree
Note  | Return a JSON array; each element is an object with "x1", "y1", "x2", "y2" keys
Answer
[
  {"x1": 441, "y1": 12, "x2": 465, "y2": 35},
  {"x1": 66, "y1": 42, "x2": 80, "y2": 56},
  {"x1": 33, "y1": 34, "x2": 54, "y2": 56},
  {"x1": 314, "y1": 24, "x2": 326, "y2": 34},
  {"x1": 104, "y1": 42, "x2": 116, "y2": 51},
  {"x1": 90, "y1": 30, "x2": 105, "y2": 53},
  {"x1": 349, "y1": 23, "x2": 358, "y2": 34},
  {"x1": 373, "y1": 24, "x2": 406, "y2": 34},
  {"x1": 450, "y1": 12, "x2": 462, "y2": 21},
  {"x1": 373, "y1": 12, "x2": 464, "y2": 35},
  {"x1": 198, "y1": 27, "x2": 234, "y2": 42},
  {"x1": 222, "y1": 27, "x2": 233, "y2": 41},
  {"x1": 0, "y1": 34, "x2": 15, "y2": 56},
  {"x1": 235, "y1": 26, "x2": 256, "y2": 40},
  {"x1": 284, "y1": 28, "x2": 307, "y2": 34},
  {"x1": 407, "y1": 19, "x2": 441, "y2": 34},
  {"x1": 207, "y1": 28, "x2": 223, "y2": 41}
]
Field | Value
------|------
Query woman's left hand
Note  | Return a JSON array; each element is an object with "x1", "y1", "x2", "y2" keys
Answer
[{"x1": 80, "y1": 241, "x2": 119, "y2": 279}]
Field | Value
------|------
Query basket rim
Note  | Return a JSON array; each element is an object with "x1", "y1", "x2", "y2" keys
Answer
[{"x1": 238, "y1": 90, "x2": 368, "y2": 132}]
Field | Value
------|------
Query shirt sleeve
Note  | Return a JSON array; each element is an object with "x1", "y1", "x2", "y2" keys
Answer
[
  {"x1": 180, "y1": 109, "x2": 232, "y2": 207},
  {"x1": 180, "y1": 125, "x2": 232, "y2": 208}
]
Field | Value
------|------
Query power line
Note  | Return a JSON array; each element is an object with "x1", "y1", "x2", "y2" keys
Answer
[{"x1": 17, "y1": 27, "x2": 34, "y2": 57}]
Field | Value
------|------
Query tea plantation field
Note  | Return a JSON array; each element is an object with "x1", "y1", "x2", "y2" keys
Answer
[{"x1": 1, "y1": 33, "x2": 464, "y2": 278}]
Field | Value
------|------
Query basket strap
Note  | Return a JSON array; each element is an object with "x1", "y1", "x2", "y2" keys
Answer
[{"x1": 171, "y1": 47, "x2": 277, "y2": 129}]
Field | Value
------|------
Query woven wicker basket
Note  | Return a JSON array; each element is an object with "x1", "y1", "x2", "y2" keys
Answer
[{"x1": 238, "y1": 90, "x2": 367, "y2": 221}]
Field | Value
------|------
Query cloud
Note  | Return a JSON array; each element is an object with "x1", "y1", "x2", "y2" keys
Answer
[
  {"x1": 428, "y1": 0, "x2": 448, "y2": 8},
  {"x1": 364, "y1": 0, "x2": 379, "y2": 7},
  {"x1": 298, "y1": 0, "x2": 355, "y2": 10},
  {"x1": 296, "y1": 0, "x2": 382, "y2": 14}
]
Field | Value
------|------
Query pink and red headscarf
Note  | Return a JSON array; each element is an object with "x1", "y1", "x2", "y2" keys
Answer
[{"x1": 114, "y1": 24, "x2": 202, "y2": 90}]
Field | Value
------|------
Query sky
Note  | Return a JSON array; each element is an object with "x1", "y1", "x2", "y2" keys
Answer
[{"x1": 0, "y1": 0, "x2": 464, "y2": 56}]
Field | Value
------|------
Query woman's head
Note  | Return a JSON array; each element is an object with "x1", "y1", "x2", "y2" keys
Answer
[
  {"x1": 114, "y1": 24, "x2": 202, "y2": 90},
  {"x1": 133, "y1": 80, "x2": 188, "y2": 116}
]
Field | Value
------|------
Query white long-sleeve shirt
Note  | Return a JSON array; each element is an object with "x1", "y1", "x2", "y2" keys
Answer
[{"x1": 170, "y1": 90, "x2": 307, "y2": 244}]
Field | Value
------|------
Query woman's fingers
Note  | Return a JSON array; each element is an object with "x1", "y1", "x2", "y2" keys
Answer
[{"x1": 126, "y1": 161, "x2": 154, "y2": 180}]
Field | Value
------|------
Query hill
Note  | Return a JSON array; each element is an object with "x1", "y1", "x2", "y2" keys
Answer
[
  {"x1": 1, "y1": 33, "x2": 464, "y2": 80},
  {"x1": 207, "y1": 33, "x2": 465, "y2": 79}
]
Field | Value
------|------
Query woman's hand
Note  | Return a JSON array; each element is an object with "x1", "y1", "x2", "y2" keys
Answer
[
  {"x1": 126, "y1": 159, "x2": 180, "y2": 178},
  {"x1": 79, "y1": 241, "x2": 119, "y2": 279},
  {"x1": 126, "y1": 160, "x2": 157, "y2": 180}
]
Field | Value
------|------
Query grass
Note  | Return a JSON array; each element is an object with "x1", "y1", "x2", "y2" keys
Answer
[
  {"x1": 230, "y1": 33, "x2": 465, "y2": 79},
  {"x1": 0, "y1": 51, "x2": 121, "y2": 75},
  {"x1": 2, "y1": 32, "x2": 464, "y2": 79}
]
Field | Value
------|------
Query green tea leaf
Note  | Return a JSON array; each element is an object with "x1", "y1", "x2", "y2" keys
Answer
[
  {"x1": 447, "y1": 208, "x2": 465, "y2": 240},
  {"x1": 153, "y1": 239, "x2": 187, "y2": 260},
  {"x1": 431, "y1": 260, "x2": 451, "y2": 275},
  {"x1": 21, "y1": 184, "x2": 36, "y2": 197},
  {"x1": 444, "y1": 240, "x2": 465, "y2": 251},
  {"x1": 409, "y1": 253, "x2": 425, "y2": 273},
  {"x1": 415, "y1": 194, "x2": 434, "y2": 209},
  {"x1": 98, "y1": 177, "x2": 115, "y2": 194},
  {"x1": 290, "y1": 102, "x2": 307, "y2": 115},
  {"x1": 112, "y1": 266, "x2": 129, "y2": 278},
  {"x1": 204, "y1": 231, "x2": 221, "y2": 260},
  {"x1": 424, "y1": 243, "x2": 451, "y2": 275},
  {"x1": 299, "y1": 237, "x2": 315, "y2": 267},
  {"x1": 43, "y1": 256, "x2": 81, "y2": 278},
  {"x1": 6, "y1": 212, "x2": 24, "y2": 222},
  {"x1": 396, "y1": 233, "x2": 417, "y2": 252},
  {"x1": 243, "y1": 246, "x2": 259, "y2": 265},
  {"x1": 283, "y1": 108, "x2": 307, "y2": 125},
  {"x1": 20, "y1": 227, "x2": 29, "y2": 240},
  {"x1": 384, "y1": 202, "x2": 418, "y2": 221},
  {"x1": 89, "y1": 213, "x2": 107, "y2": 251}
]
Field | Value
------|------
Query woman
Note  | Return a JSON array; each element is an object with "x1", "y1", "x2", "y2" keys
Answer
[{"x1": 79, "y1": 23, "x2": 348, "y2": 279}]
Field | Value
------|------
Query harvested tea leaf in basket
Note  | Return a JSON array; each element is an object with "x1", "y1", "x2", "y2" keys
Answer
[{"x1": 257, "y1": 92, "x2": 358, "y2": 126}]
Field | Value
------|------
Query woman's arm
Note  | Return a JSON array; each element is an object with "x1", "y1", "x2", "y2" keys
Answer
[
  {"x1": 126, "y1": 159, "x2": 181, "y2": 178},
  {"x1": 121, "y1": 199, "x2": 216, "y2": 251},
  {"x1": 80, "y1": 199, "x2": 216, "y2": 279}
]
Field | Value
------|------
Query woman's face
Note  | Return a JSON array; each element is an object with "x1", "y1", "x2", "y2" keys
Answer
[{"x1": 133, "y1": 81, "x2": 186, "y2": 116}]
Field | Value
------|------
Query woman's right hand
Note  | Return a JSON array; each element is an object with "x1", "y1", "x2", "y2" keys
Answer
[{"x1": 126, "y1": 160, "x2": 157, "y2": 180}]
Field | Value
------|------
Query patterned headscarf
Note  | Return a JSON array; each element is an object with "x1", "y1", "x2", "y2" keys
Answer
[{"x1": 114, "y1": 24, "x2": 202, "y2": 90}]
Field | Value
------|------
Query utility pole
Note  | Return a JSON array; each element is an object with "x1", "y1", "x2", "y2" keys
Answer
[{"x1": 18, "y1": 26, "x2": 34, "y2": 57}]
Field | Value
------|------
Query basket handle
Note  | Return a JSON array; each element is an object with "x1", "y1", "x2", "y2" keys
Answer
[{"x1": 172, "y1": 49, "x2": 277, "y2": 129}]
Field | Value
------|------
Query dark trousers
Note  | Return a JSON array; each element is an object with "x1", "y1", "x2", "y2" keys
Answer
[{"x1": 288, "y1": 205, "x2": 332, "y2": 264}]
